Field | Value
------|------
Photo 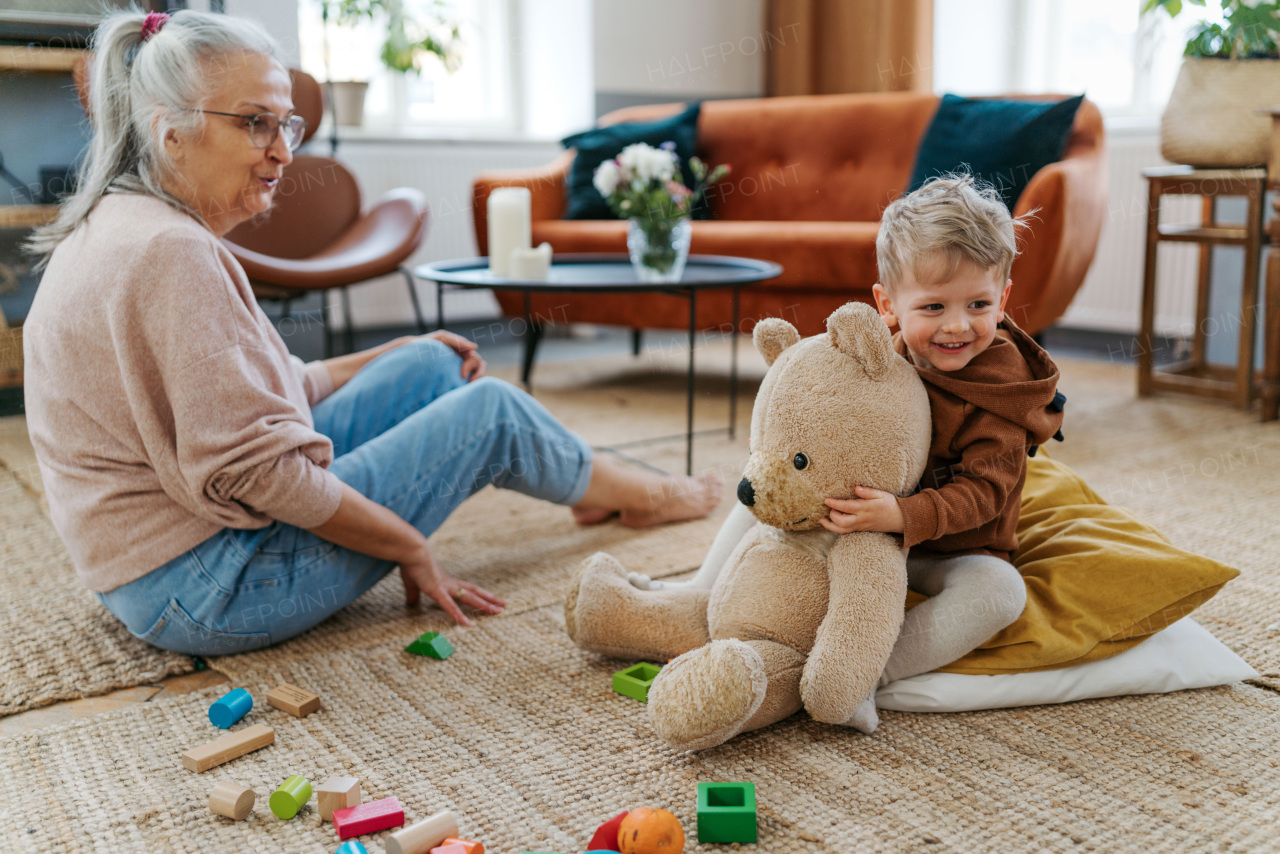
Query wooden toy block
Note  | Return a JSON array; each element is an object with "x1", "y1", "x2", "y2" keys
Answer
[
  {"x1": 383, "y1": 810, "x2": 459, "y2": 854},
  {"x1": 334, "y1": 797, "x2": 405, "y2": 840},
  {"x1": 611, "y1": 662, "x2": 662, "y2": 703},
  {"x1": 182, "y1": 724, "x2": 275, "y2": 773},
  {"x1": 269, "y1": 774, "x2": 313, "y2": 820},
  {"x1": 696, "y1": 781, "x2": 757, "y2": 843},
  {"x1": 588, "y1": 811, "x2": 627, "y2": 851},
  {"x1": 318, "y1": 775, "x2": 361, "y2": 821},
  {"x1": 405, "y1": 631, "x2": 454, "y2": 659},
  {"x1": 436, "y1": 838, "x2": 483, "y2": 854},
  {"x1": 429, "y1": 845, "x2": 467, "y2": 854},
  {"x1": 208, "y1": 780, "x2": 255, "y2": 821},
  {"x1": 266, "y1": 683, "x2": 321, "y2": 717},
  {"x1": 208, "y1": 688, "x2": 253, "y2": 729},
  {"x1": 335, "y1": 842, "x2": 368, "y2": 854}
]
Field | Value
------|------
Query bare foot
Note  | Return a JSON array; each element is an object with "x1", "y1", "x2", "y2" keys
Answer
[
  {"x1": 619, "y1": 472, "x2": 722, "y2": 529},
  {"x1": 572, "y1": 507, "x2": 618, "y2": 525}
]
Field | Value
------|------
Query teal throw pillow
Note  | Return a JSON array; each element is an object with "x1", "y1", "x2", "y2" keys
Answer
[
  {"x1": 908, "y1": 94, "x2": 1084, "y2": 210},
  {"x1": 561, "y1": 102, "x2": 710, "y2": 220}
]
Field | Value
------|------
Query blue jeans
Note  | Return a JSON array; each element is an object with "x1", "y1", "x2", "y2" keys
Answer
[{"x1": 96, "y1": 338, "x2": 594, "y2": 655}]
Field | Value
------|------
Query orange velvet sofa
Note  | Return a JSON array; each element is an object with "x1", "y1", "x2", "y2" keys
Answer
[{"x1": 471, "y1": 92, "x2": 1107, "y2": 337}]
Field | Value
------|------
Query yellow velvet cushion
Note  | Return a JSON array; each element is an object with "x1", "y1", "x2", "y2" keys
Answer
[{"x1": 903, "y1": 453, "x2": 1239, "y2": 675}]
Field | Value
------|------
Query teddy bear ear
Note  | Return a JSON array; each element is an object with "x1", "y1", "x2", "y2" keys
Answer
[
  {"x1": 753, "y1": 318, "x2": 802, "y2": 366},
  {"x1": 827, "y1": 302, "x2": 895, "y2": 381}
]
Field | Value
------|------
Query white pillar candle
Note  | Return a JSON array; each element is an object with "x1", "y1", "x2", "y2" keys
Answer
[
  {"x1": 487, "y1": 187, "x2": 532, "y2": 276},
  {"x1": 509, "y1": 242, "x2": 553, "y2": 280}
]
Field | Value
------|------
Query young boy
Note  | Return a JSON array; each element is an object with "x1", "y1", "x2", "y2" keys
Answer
[
  {"x1": 629, "y1": 174, "x2": 1064, "y2": 729},
  {"x1": 822, "y1": 174, "x2": 1065, "y2": 697}
]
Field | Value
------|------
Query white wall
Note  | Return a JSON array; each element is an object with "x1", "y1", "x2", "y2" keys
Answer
[
  {"x1": 592, "y1": 0, "x2": 766, "y2": 111},
  {"x1": 189, "y1": 0, "x2": 302, "y2": 67}
]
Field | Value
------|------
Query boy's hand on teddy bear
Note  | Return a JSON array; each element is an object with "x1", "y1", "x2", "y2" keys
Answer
[{"x1": 821, "y1": 486, "x2": 905, "y2": 534}]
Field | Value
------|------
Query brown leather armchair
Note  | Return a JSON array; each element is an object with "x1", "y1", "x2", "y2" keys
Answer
[
  {"x1": 224, "y1": 70, "x2": 429, "y2": 356},
  {"x1": 471, "y1": 93, "x2": 1107, "y2": 339}
]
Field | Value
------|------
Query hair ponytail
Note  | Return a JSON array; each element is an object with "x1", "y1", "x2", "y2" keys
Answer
[{"x1": 27, "y1": 9, "x2": 282, "y2": 264}]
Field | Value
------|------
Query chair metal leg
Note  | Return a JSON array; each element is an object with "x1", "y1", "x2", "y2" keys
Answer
[
  {"x1": 322, "y1": 290, "x2": 333, "y2": 359},
  {"x1": 402, "y1": 266, "x2": 428, "y2": 334},
  {"x1": 341, "y1": 286, "x2": 355, "y2": 355},
  {"x1": 280, "y1": 297, "x2": 292, "y2": 320},
  {"x1": 631, "y1": 328, "x2": 642, "y2": 356}
]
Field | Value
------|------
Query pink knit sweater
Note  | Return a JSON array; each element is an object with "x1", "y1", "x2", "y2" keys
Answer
[{"x1": 23, "y1": 193, "x2": 345, "y2": 592}]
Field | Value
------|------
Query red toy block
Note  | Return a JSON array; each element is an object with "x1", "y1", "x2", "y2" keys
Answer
[
  {"x1": 436, "y1": 839, "x2": 484, "y2": 854},
  {"x1": 333, "y1": 797, "x2": 405, "y2": 840},
  {"x1": 588, "y1": 811, "x2": 628, "y2": 852}
]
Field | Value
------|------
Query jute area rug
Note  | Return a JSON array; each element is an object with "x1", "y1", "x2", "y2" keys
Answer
[{"x1": 1, "y1": 345, "x2": 1279, "y2": 852}]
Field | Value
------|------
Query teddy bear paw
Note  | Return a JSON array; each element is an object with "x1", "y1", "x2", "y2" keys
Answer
[
  {"x1": 837, "y1": 690, "x2": 880, "y2": 735},
  {"x1": 564, "y1": 551, "x2": 632, "y2": 651},
  {"x1": 648, "y1": 639, "x2": 768, "y2": 752}
]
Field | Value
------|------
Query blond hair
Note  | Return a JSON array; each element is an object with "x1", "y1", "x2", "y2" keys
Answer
[{"x1": 876, "y1": 174, "x2": 1034, "y2": 291}]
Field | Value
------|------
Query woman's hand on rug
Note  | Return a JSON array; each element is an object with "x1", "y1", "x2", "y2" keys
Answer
[
  {"x1": 399, "y1": 545, "x2": 506, "y2": 626},
  {"x1": 426, "y1": 330, "x2": 487, "y2": 382}
]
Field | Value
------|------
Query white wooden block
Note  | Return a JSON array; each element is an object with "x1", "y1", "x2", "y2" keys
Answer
[
  {"x1": 384, "y1": 810, "x2": 459, "y2": 854},
  {"x1": 317, "y1": 775, "x2": 361, "y2": 821}
]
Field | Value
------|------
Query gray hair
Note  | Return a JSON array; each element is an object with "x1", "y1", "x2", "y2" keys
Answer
[
  {"x1": 876, "y1": 174, "x2": 1034, "y2": 292},
  {"x1": 29, "y1": 9, "x2": 283, "y2": 262}
]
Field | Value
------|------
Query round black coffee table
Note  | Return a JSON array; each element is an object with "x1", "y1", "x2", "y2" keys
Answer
[{"x1": 415, "y1": 254, "x2": 783, "y2": 475}]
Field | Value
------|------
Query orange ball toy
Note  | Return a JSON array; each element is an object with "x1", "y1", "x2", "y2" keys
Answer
[{"x1": 617, "y1": 807, "x2": 685, "y2": 854}]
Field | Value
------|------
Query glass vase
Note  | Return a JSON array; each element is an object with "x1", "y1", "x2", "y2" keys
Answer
[{"x1": 627, "y1": 216, "x2": 692, "y2": 283}]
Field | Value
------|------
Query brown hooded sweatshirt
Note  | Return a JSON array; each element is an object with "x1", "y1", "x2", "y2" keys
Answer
[{"x1": 892, "y1": 318, "x2": 1065, "y2": 561}]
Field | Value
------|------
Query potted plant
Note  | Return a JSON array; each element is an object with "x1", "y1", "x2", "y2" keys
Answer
[
  {"x1": 1146, "y1": 0, "x2": 1280, "y2": 166},
  {"x1": 318, "y1": 0, "x2": 462, "y2": 127}
]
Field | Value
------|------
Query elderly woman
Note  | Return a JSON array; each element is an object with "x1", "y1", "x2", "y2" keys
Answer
[{"x1": 24, "y1": 10, "x2": 719, "y2": 656}]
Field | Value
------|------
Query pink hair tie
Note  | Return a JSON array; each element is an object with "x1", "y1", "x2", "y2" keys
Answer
[{"x1": 140, "y1": 12, "x2": 169, "y2": 43}]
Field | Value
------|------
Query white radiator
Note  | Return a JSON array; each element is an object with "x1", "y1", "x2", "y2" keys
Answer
[
  {"x1": 1058, "y1": 128, "x2": 1203, "y2": 336},
  {"x1": 329, "y1": 138, "x2": 561, "y2": 330}
]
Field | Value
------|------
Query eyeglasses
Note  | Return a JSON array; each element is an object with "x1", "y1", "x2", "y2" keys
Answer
[{"x1": 196, "y1": 109, "x2": 308, "y2": 152}]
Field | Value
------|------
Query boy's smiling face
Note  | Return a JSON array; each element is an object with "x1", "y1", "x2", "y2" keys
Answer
[{"x1": 872, "y1": 255, "x2": 1013, "y2": 372}]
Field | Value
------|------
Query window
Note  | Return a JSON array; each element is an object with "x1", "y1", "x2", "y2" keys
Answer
[
  {"x1": 933, "y1": 0, "x2": 1222, "y2": 121},
  {"x1": 297, "y1": 0, "x2": 515, "y2": 132}
]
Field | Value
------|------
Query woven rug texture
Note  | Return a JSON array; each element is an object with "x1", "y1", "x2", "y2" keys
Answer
[{"x1": 0, "y1": 346, "x2": 1278, "y2": 852}]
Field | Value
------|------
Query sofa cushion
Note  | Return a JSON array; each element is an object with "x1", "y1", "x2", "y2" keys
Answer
[
  {"x1": 561, "y1": 103, "x2": 710, "y2": 221},
  {"x1": 907, "y1": 93, "x2": 1084, "y2": 209}
]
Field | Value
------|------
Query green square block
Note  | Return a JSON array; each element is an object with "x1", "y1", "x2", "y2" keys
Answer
[
  {"x1": 697, "y1": 781, "x2": 757, "y2": 844},
  {"x1": 405, "y1": 631, "x2": 454, "y2": 659},
  {"x1": 612, "y1": 662, "x2": 662, "y2": 702}
]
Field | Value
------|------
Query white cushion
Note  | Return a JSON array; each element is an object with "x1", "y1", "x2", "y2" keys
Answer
[{"x1": 876, "y1": 618, "x2": 1258, "y2": 713}]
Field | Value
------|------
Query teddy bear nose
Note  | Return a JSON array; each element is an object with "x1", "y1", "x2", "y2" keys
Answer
[{"x1": 737, "y1": 478, "x2": 755, "y2": 507}]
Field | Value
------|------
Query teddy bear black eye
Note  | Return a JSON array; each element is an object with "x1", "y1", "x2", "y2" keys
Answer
[{"x1": 794, "y1": 453, "x2": 808, "y2": 470}]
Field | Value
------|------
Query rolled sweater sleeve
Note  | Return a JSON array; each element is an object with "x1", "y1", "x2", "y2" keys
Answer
[
  {"x1": 291, "y1": 355, "x2": 335, "y2": 407},
  {"x1": 896, "y1": 410, "x2": 1028, "y2": 549},
  {"x1": 169, "y1": 348, "x2": 344, "y2": 529}
]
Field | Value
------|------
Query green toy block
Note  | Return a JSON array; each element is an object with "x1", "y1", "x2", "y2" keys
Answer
[
  {"x1": 697, "y1": 781, "x2": 757, "y2": 843},
  {"x1": 612, "y1": 662, "x2": 662, "y2": 702},
  {"x1": 405, "y1": 631, "x2": 454, "y2": 659}
]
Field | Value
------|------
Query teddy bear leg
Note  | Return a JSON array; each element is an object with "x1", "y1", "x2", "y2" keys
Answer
[
  {"x1": 564, "y1": 551, "x2": 711, "y2": 661},
  {"x1": 647, "y1": 638, "x2": 806, "y2": 752}
]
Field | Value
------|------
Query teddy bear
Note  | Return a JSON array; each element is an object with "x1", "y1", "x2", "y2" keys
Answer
[{"x1": 563, "y1": 302, "x2": 932, "y2": 751}]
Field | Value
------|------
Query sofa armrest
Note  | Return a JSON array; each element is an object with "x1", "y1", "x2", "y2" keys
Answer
[
  {"x1": 472, "y1": 151, "x2": 575, "y2": 255},
  {"x1": 1010, "y1": 144, "x2": 1108, "y2": 335}
]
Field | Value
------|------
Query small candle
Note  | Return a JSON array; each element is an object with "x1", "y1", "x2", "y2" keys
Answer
[
  {"x1": 487, "y1": 187, "x2": 531, "y2": 276},
  {"x1": 509, "y1": 242, "x2": 552, "y2": 280}
]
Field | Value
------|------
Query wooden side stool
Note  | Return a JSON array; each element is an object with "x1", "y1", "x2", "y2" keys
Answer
[{"x1": 1139, "y1": 165, "x2": 1266, "y2": 409}]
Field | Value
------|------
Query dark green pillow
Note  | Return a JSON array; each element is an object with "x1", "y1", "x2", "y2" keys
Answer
[
  {"x1": 561, "y1": 102, "x2": 710, "y2": 220},
  {"x1": 907, "y1": 94, "x2": 1084, "y2": 210}
]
